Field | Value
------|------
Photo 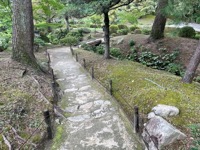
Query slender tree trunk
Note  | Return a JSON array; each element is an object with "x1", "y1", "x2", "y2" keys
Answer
[
  {"x1": 149, "y1": 0, "x2": 168, "y2": 41},
  {"x1": 65, "y1": 14, "x2": 70, "y2": 32},
  {"x1": 12, "y1": 0, "x2": 37, "y2": 66},
  {"x1": 47, "y1": 17, "x2": 52, "y2": 33},
  {"x1": 103, "y1": 11, "x2": 110, "y2": 59},
  {"x1": 182, "y1": 40, "x2": 200, "y2": 83}
]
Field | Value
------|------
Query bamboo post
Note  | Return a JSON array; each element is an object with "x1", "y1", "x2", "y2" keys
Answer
[
  {"x1": 91, "y1": 66, "x2": 94, "y2": 79},
  {"x1": 134, "y1": 106, "x2": 139, "y2": 133},
  {"x1": 76, "y1": 53, "x2": 78, "y2": 62},
  {"x1": 109, "y1": 80, "x2": 113, "y2": 95},
  {"x1": 43, "y1": 110, "x2": 53, "y2": 139},
  {"x1": 83, "y1": 58, "x2": 86, "y2": 68}
]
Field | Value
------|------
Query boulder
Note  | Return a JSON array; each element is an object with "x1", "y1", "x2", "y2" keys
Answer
[
  {"x1": 86, "y1": 39, "x2": 102, "y2": 46},
  {"x1": 142, "y1": 116, "x2": 186, "y2": 150},
  {"x1": 152, "y1": 104, "x2": 179, "y2": 117},
  {"x1": 81, "y1": 28, "x2": 91, "y2": 34}
]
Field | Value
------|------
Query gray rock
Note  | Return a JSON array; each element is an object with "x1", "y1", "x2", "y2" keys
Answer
[
  {"x1": 117, "y1": 38, "x2": 124, "y2": 45},
  {"x1": 142, "y1": 116, "x2": 186, "y2": 149},
  {"x1": 152, "y1": 104, "x2": 179, "y2": 117},
  {"x1": 147, "y1": 112, "x2": 156, "y2": 119}
]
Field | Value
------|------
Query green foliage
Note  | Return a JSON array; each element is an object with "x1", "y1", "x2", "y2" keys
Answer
[
  {"x1": 166, "y1": 63, "x2": 184, "y2": 76},
  {"x1": 196, "y1": 17, "x2": 200, "y2": 24},
  {"x1": 178, "y1": 26, "x2": 196, "y2": 38},
  {"x1": 189, "y1": 124, "x2": 200, "y2": 150},
  {"x1": 0, "y1": 32, "x2": 11, "y2": 51},
  {"x1": 127, "y1": 47, "x2": 138, "y2": 61},
  {"x1": 137, "y1": 49, "x2": 181, "y2": 71},
  {"x1": 129, "y1": 26, "x2": 139, "y2": 32},
  {"x1": 110, "y1": 25, "x2": 119, "y2": 34},
  {"x1": 194, "y1": 76, "x2": 200, "y2": 83},
  {"x1": 60, "y1": 36, "x2": 78, "y2": 46},
  {"x1": 142, "y1": 28, "x2": 151, "y2": 35},
  {"x1": 110, "y1": 48, "x2": 121, "y2": 58},
  {"x1": 118, "y1": 24, "x2": 128, "y2": 30},
  {"x1": 34, "y1": 37, "x2": 46, "y2": 46},
  {"x1": 35, "y1": 22, "x2": 63, "y2": 30},
  {"x1": 96, "y1": 45, "x2": 105, "y2": 54},
  {"x1": 129, "y1": 40, "x2": 135, "y2": 47},
  {"x1": 117, "y1": 29, "x2": 129, "y2": 35},
  {"x1": 67, "y1": 31, "x2": 83, "y2": 41}
]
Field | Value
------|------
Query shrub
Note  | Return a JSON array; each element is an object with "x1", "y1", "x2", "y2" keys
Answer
[
  {"x1": 90, "y1": 24, "x2": 98, "y2": 28},
  {"x1": 118, "y1": 24, "x2": 128, "y2": 30},
  {"x1": 34, "y1": 38, "x2": 46, "y2": 46},
  {"x1": 196, "y1": 17, "x2": 200, "y2": 24},
  {"x1": 129, "y1": 40, "x2": 135, "y2": 47},
  {"x1": 96, "y1": 45, "x2": 104, "y2": 54},
  {"x1": 110, "y1": 48, "x2": 121, "y2": 58},
  {"x1": 67, "y1": 31, "x2": 82, "y2": 41},
  {"x1": 142, "y1": 28, "x2": 151, "y2": 35},
  {"x1": 178, "y1": 26, "x2": 196, "y2": 38},
  {"x1": 134, "y1": 29, "x2": 142, "y2": 34},
  {"x1": 129, "y1": 26, "x2": 139, "y2": 32},
  {"x1": 60, "y1": 36, "x2": 78, "y2": 46},
  {"x1": 166, "y1": 63, "x2": 184, "y2": 76},
  {"x1": 117, "y1": 29, "x2": 129, "y2": 35},
  {"x1": 110, "y1": 25, "x2": 119, "y2": 34}
]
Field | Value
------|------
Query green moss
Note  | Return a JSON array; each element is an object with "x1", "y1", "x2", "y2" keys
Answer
[
  {"x1": 91, "y1": 56, "x2": 200, "y2": 129},
  {"x1": 32, "y1": 134, "x2": 42, "y2": 143},
  {"x1": 51, "y1": 125, "x2": 66, "y2": 150}
]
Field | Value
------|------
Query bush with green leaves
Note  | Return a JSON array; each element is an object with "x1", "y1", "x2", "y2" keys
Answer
[
  {"x1": 110, "y1": 48, "x2": 121, "y2": 58},
  {"x1": 0, "y1": 32, "x2": 11, "y2": 51},
  {"x1": 142, "y1": 28, "x2": 151, "y2": 35},
  {"x1": 96, "y1": 45, "x2": 104, "y2": 54},
  {"x1": 34, "y1": 38, "x2": 46, "y2": 46},
  {"x1": 166, "y1": 63, "x2": 184, "y2": 76},
  {"x1": 118, "y1": 24, "x2": 128, "y2": 30},
  {"x1": 129, "y1": 26, "x2": 139, "y2": 32},
  {"x1": 129, "y1": 40, "x2": 135, "y2": 47},
  {"x1": 196, "y1": 17, "x2": 200, "y2": 24},
  {"x1": 178, "y1": 26, "x2": 196, "y2": 38},
  {"x1": 117, "y1": 29, "x2": 129, "y2": 35},
  {"x1": 67, "y1": 31, "x2": 83, "y2": 41},
  {"x1": 110, "y1": 25, "x2": 119, "y2": 34},
  {"x1": 127, "y1": 47, "x2": 138, "y2": 61},
  {"x1": 60, "y1": 36, "x2": 78, "y2": 46}
]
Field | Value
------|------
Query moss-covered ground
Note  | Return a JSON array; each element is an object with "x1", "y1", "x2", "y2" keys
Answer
[{"x1": 74, "y1": 47, "x2": 200, "y2": 148}]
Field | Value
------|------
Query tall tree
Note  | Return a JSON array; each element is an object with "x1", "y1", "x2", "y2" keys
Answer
[
  {"x1": 149, "y1": 0, "x2": 168, "y2": 41},
  {"x1": 12, "y1": 0, "x2": 37, "y2": 66},
  {"x1": 182, "y1": 40, "x2": 200, "y2": 83},
  {"x1": 91, "y1": 0, "x2": 134, "y2": 59}
]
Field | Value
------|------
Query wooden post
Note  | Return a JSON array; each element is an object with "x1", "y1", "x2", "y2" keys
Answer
[
  {"x1": 47, "y1": 53, "x2": 50, "y2": 63},
  {"x1": 109, "y1": 80, "x2": 112, "y2": 95},
  {"x1": 51, "y1": 68, "x2": 55, "y2": 81},
  {"x1": 51, "y1": 82, "x2": 58, "y2": 104},
  {"x1": 76, "y1": 53, "x2": 78, "y2": 62},
  {"x1": 91, "y1": 66, "x2": 94, "y2": 79},
  {"x1": 134, "y1": 106, "x2": 139, "y2": 133},
  {"x1": 43, "y1": 110, "x2": 53, "y2": 139},
  {"x1": 83, "y1": 58, "x2": 86, "y2": 68}
]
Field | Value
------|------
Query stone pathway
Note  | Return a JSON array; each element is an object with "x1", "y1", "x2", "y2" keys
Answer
[{"x1": 47, "y1": 47, "x2": 144, "y2": 150}]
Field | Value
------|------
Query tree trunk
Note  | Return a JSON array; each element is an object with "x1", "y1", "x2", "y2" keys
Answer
[
  {"x1": 103, "y1": 11, "x2": 110, "y2": 59},
  {"x1": 12, "y1": 0, "x2": 37, "y2": 66},
  {"x1": 149, "y1": 0, "x2": 168, "y2": 41},
  {"x1": 182, "y1": 40, "x2": 200, "y2": 83},
  {"x1": 65, "y1": 14, "x2": 70, "y2": 32}
]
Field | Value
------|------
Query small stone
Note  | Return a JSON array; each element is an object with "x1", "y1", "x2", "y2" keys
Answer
[
  {"x1": 152, "y1": 104, "x2": 179, "y2": 117},
  {"x1": 148, "y1": 112, "x2": 156, "y2": 119}
]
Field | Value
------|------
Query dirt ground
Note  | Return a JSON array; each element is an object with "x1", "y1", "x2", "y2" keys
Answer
[{"x1": 0, "y1": 50, "x2": 53, "y2": 149}]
